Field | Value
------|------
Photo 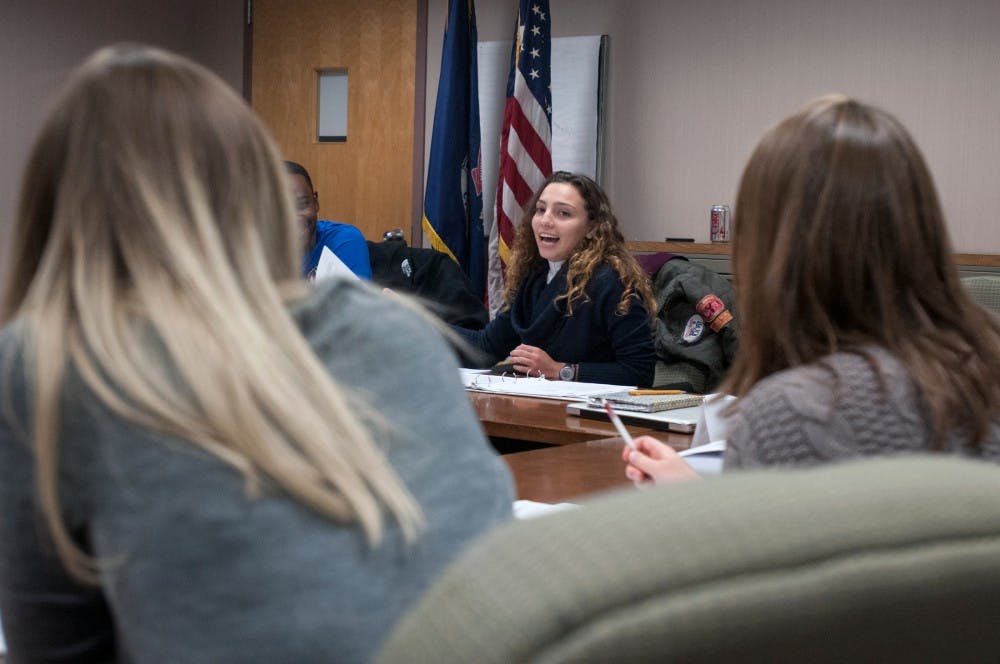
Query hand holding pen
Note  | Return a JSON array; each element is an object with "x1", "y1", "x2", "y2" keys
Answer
[{"x1": 603, "y1": 400, "x2": 701, "y2": 485}]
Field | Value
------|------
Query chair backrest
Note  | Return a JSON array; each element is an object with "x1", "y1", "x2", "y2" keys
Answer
[
  {"x1": 378, "y1": 456, "x2": 1000, "y2": 663},
  {"x1": 962, "y1": 275, "x2": 1000, "y2": 314}
]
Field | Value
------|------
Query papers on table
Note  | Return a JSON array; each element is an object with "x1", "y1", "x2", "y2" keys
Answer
[
  {"x1": 690, "y1": 393, "x2": 735, "y2": 448},
  {"x1": 461, "y1": 369, "x2": 633, "y2": 401},
  {"x1": 513, "y1": 500, "x2": 579, "y2": 519},
  {"x1": 678, "y1": 439, "x2": 727, "y2": 457},
  {"x1": 586, "y1": 390, "x2": 705, "y2": 413},
  {"x1": 678, "y1": 394, "x2": 736, "y2": 476},
  {"x1": 315, "y1": 246, "x2": 360, "y2": 281}
]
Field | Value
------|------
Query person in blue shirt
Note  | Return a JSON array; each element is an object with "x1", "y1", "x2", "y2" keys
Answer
[{"x1": 285, "y1": 160, "x2": 372, "y2": 280}]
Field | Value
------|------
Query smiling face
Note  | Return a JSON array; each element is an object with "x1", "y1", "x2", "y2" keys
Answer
[{"x1": 531, "y1": 182, "x2": 592, "y2": 262}]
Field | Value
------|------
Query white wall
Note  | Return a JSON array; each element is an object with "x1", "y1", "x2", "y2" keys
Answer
[
  {"x1": 425, "y1": 0, "x2": 1000, "y2": 253},
  {"x1": 0, "y1": 0, "x2": 245, "y2": 263}
]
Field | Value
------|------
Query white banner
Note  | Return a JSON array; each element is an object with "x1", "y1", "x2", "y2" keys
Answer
[{"x1": 478, "y1": 35, "x2": 603, "y2": 249}]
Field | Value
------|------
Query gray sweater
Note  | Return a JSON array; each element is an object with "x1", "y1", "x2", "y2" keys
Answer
[
  {"x1": 0, "y1": 279, "x2": 514, "y2": 663},
  {"x1": 724, "y1": 346, "x2": 1000, "y2": 469}
]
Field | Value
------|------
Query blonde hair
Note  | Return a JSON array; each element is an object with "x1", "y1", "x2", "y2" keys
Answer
[
  {"x1": 724, "y1": 94, "x2": 1000, "y2": 449},
  {"x1": 503, "y1": 171, "x2": 655, "y2": 317},
  {"x1": 2, "y1": 44, "x2": 422, "y2": 580}
]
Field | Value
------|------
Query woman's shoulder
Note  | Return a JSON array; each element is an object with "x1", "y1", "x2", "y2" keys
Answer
[
  {"x1": 742, "y1": 346, "x2": 908, "y2": 419},
  {"x1": 754, "y1": 346, "x2": 901, "y2": 388},
  {"x1": 288, "y1": 279, "x2": 462, "y2": 391},
  {"x1": 316, "y1": 219, "x2": 364, "y2": 239},
  {"x1": 290, "y1": 279, "x2": 427, "y2": 340},
  {"x1": 0, "y1": 320, "x2": 30, "y2": 391},
  {"x1": 0, "y1": 318, "x2": 27, "y2": 350},
  {"x1": 586, "y1": 263, "x2": 627, "y2": 292}
]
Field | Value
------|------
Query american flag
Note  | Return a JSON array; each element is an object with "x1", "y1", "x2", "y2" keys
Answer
[{"x1": 486, "y1": 0, "x2": 552, "y2": 316}]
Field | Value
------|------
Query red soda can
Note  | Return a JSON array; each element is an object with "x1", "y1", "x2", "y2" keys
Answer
[{"x1": 710, "y1": 204, "x2": 731, "y2": 242}]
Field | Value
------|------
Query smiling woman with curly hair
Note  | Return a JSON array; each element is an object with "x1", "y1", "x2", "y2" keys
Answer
[{"x1": 455, "y1": 171, "x2": 656, "y2": 386}]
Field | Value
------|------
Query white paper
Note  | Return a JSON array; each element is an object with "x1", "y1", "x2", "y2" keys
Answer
[
  {"x1": 314, "y1": 246, "x2": 360, "y2": 281},
  {"x1": 679, "y1": 394, "x2": 735, "y2": 476},
  {"x1": 690, "y1": 393, "x2": 736, "y2": 448},
  {"x1": 683, "y1": 453, "x2": 724, "y2": 476},
  {"x1": 478, "y1": 36, "x2": 603, "y2": 246},
  {"x1": 513, "y1": 500, "x2": 579, "y2": 520},
  {"x1": 678, "y1": 439, "x2": 727, "y2": 457},
  {"x1": 462, "y1": 371, "x2": 633, "y2": 401},
  {"x1": 679, "y1": 440, "x2": 726, "y2": 476}
]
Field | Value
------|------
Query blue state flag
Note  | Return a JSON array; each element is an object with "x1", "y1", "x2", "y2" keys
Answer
[{"x1": 423, "y1": 0, "x2": 485, "y2": 300}]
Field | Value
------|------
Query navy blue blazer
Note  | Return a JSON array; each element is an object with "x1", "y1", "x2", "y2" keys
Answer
[{"x1": 454, "y1": 263, "x2": 655, "y2": 387}]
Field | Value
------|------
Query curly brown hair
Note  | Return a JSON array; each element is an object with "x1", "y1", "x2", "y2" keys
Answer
[{"x1": 501, "y1": 171, "x2": 655, "y2": 318}]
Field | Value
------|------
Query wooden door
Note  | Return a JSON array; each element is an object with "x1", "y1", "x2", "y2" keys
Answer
[{"x1": 251, "y1": 0, "x2": 419, "y2": 243}]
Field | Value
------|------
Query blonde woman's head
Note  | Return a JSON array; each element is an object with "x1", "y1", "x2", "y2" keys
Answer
[{"x1": 5, "y1": 44, "x2": 422, "y2": 581}]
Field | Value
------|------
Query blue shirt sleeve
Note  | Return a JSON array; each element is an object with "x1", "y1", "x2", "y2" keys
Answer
[{"x1": 304, "y1": 221, "x2": 373, "y2": 279}]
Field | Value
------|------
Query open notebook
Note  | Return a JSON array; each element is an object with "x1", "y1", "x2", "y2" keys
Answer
[{"x1": 587, "y1": 390, "x2": 705, "y2": 413}]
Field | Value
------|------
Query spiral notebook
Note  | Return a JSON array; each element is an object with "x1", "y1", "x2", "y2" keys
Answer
[{"x1": 588, "y1": 391, "x2": 705, "y2": 413}]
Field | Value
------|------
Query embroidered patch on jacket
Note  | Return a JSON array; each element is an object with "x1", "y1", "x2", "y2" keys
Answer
[
  {"x1": 695, "y1": 294, "x2": 725, "y2": 322},
  {"x1": 696, "y1": 294, "x2": 733, "y2": 332},
  {"x1": 400, "y1": 258, "x2": 412, "y2": 278},
  {"x1": 682, "y1": 314, "x2": 705, "y2": 342},
  {"x1": 708, "y1": 309, "x2": 733, "y2": 332}
]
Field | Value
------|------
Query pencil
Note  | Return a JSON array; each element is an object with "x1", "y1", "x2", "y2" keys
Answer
[
  {"x1": 628, "y1": 389, "x2": 684, "y2": 396},
  {"x1": 602, "y1": 400, "x2": 637, "y2": 450}
]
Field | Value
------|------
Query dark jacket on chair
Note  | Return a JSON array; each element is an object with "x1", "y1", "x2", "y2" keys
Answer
[
  {"x1": 652, "y1": 256, "x2": 738, "y2": 392},
  {"x1": 367, "y1": 240, "x2": 489, "y2": 330}
]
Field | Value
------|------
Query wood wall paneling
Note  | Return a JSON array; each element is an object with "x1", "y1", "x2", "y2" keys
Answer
[{"x1": 252, "y1": 0, "x2": 417, "y2": 242}]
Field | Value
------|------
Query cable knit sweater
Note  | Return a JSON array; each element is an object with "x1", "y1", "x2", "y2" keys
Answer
[{"x1": 723, "y1": 346, "x2": 1000, "y2": 469}]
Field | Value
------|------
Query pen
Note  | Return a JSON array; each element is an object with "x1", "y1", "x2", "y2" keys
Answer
[
  {"x1": 602, "y1": 400, "x2": 636, "y2": 450},
  {"x1": 628, "y1": 389, "x2": 684, "y2": 396}
]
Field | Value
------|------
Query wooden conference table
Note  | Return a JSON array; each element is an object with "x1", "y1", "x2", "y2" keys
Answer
[
  {"x1": 502, "y1": 434, "x2": 698, "y2": 503},
  {"x1": 503, "y1": 436, "x2": 636, "y2": 503},
  {"x1": 469, "y1": 391, "x2": 694, "y2": 502},
  {"x1": 469, "y1": 391, "x2": 670, "y2": 446}
]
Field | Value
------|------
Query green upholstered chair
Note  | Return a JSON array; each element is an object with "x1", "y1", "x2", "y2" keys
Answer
[
  {"x1": 962, "y1": 275, "x2": 1000, "y2": 315},
  {"x1": 378, "y1": 457, "x2": 1000, "y2": 663}
]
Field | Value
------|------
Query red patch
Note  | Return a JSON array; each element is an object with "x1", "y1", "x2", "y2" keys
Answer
[
  {"x1": 696, "y1": 294, "x2": 725, "y2": 322},
  {"x1": 696, "y1": 294, "x2": 732, "y2": 332}
]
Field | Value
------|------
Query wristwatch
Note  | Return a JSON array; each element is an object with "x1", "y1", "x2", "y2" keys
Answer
[{"x1": 559, "y1": 363, "x2": 577, "y2": 381}]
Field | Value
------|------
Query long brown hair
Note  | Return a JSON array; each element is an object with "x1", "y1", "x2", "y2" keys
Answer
[
  {"x1": 724, "y1": 94, "x2": 1000, "y2": 448},
  {"x1": 502, "y1": 171, "x2": 655, "y2": 317},
  {"x1": 2, "y1": 44, "x2": 422, "y2": 580}
]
